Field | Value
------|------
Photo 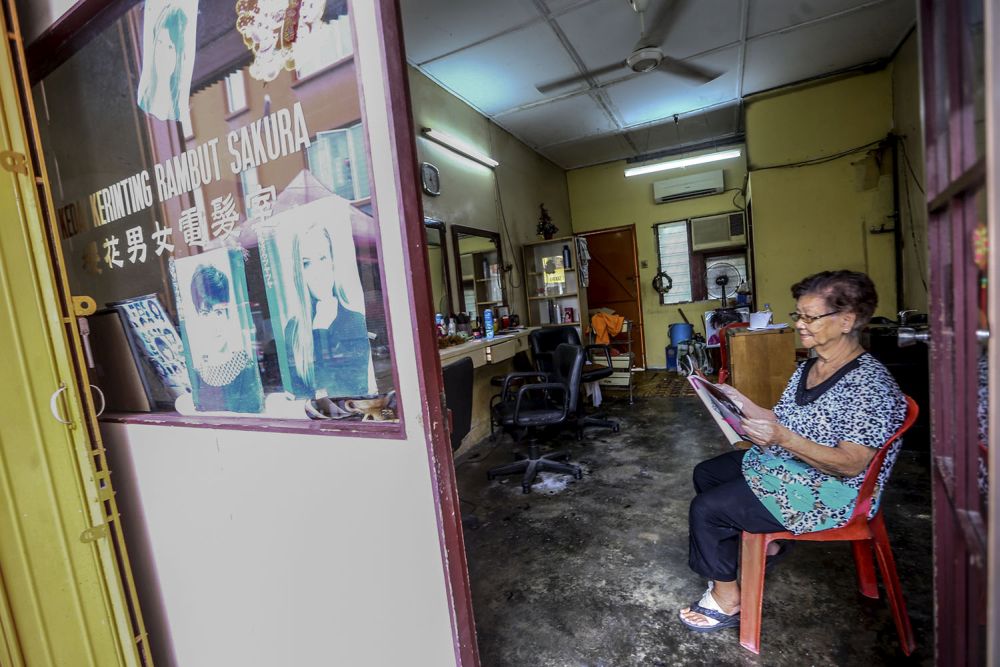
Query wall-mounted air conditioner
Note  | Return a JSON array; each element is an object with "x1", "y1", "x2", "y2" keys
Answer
[
  {"x1": 652, "y1": 170, "x2": 724, "y2": 203},
  {"x1": 690, "y1": 212, "x2": 746, "y2": 252}
]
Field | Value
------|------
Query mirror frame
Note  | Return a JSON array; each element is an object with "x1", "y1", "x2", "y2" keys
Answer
[
  {"x1": 449, "y1": 225, "x2": 506, "y2": 317},
  {"x1": 424, "y1": 218, "x2": 453, "y2": 317}
]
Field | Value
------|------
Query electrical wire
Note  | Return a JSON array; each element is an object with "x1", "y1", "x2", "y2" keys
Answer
[
  {"x1": 487, "y1": 123, "x2": 523, "y2": 293},
  {"x1": 750, "y1": 138, "x2": 886, "y2": 171},
  {"x1": 900, "y1": 149, "x2": 929, "y2": 292},
  {"x1": 899, "y1": 138, "x2": 926, "y2": 195}
]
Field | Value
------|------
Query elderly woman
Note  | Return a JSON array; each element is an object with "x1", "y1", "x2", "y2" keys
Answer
[{"x1": 679, "y1": 270, "x2": 906, "y2": 631}]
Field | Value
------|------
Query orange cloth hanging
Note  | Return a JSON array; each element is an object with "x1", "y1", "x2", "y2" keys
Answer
[{"x1": 590, "y1": 312, "x2": 625, "y2": 345}]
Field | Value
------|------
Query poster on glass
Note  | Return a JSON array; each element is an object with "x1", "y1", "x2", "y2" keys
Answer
[
  {"x1": 170, "y1": 247, "x2": 265, "y2": 414},
  {"x1": 258, "y1": 194, "x2": 376, "y2": 403}
]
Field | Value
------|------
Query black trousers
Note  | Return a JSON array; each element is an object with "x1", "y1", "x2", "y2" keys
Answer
[{"x1": 688, "y1": 450, "x2": 786, "y2": 582}]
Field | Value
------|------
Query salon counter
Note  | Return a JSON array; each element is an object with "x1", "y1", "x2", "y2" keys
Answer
[{"x1": 438, "y1": 328, "x2": 537, "y2": 454}]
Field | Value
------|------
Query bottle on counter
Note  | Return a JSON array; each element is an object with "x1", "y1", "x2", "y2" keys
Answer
[
  {"x1": 447, "y1": 317, "x2": 457, "y2": 337},
  {"x1": 762, "y1": 303, "x2": 772, "y2": 325},
  {"x1": 483, "y1": 308, "x2": 495, "y2": 340},
  {"x1": 562, "y1": 244, "x2": 572, "y2": 270}
]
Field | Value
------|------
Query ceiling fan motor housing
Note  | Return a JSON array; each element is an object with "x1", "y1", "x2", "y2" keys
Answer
[{"x1": 627, "y1": 47, "x2": 663, "y2": 73}]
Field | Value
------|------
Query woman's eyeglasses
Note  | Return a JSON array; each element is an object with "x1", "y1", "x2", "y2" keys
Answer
[{"x1": 789, "y1": 310, "x2": 839, "y2": 324}]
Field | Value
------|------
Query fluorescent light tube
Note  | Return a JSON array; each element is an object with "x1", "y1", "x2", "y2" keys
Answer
[
  {"x1": 624, "y1": 148, "x2": 741, "y2": 177},
  {"x1": 421, "y1": 127, "x2": 499, "y2": 168}
]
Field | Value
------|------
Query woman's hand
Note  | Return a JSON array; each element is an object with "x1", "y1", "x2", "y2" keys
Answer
[
  {"x1": 718, "y1": 384, "x2": 776, "y2": 421},
  {"x1": 715, "y1": 383, "x2": 746, "y2": 409},
  {"x1": 740, "y1": 417, "x2": 789, "y2": 448}
]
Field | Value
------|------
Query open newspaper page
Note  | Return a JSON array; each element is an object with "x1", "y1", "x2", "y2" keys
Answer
[{"x1": 685, "y1": 365, "x2": 749, "y2": 447}]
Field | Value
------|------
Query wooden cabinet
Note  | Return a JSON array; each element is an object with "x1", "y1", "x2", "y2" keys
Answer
[
  {"x1": 522, "y1": 236, "x2": 588, "y2": 332},
  {"x1": 726, "y1": 327, "x2": 797, "y2": 408}
]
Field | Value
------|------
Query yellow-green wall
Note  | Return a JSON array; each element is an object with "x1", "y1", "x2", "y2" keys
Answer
[
  {"x1": 746, "y1": 70, "x2": 897, "y2": 323},
  {"x1": 408, "y1": 67, "x2": 571, "y2": 319},
  {"x1": 567, "y1": 149, "x2": 748, "y2": 367},
  {"x1": 891, "y1": 31, "x2": 929, "y2": 312}
]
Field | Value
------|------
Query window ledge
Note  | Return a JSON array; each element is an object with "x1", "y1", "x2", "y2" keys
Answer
[
  {"x1": 225, "y1": 106, "x2": 250, "y2": 122},
  {"x1": 100, "y1": 411, "x2": 405, "y2": 439},
  {"x1": 291, "y1": 53, "x2": 355, "y2": 88}
]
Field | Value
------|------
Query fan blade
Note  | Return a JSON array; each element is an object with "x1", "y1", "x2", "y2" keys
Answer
[
  {"x1": 655, "y1": 55, "x2": 722, "y2": 84},
  {"x1": 535, "y1": 61, "x2": 627, "y2": 94},
  {"x1": 638, "y1": 0, "x2": 684, "y2": 49}
]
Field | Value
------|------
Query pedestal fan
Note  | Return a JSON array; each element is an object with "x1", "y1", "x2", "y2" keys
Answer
[{"x1": 706, "y1": 262, "x2": 741, "y2": 307}]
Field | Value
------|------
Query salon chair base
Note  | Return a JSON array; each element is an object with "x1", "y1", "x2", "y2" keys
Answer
[{"x1": 487, "y1": 440, "x2": 583, "y2": 494}]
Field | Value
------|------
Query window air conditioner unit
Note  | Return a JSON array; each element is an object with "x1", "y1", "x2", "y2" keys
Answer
[
  {"x1": 690, "y1": 212, "x2": 747, "y2": 252},
  {"x1": 652, "y1": 170, "x2": 724, "y2": 203}
]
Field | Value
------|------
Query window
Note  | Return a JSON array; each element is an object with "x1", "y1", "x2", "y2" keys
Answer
[
  {"x1": 655, "y1": 214, "x2": 750, "y2": 304},
  {"x1": 307, "y1": 124, "x2": 370, "y2": 200},
  {"x1": 295, "y1": 14, "x2": 354, "y2": 78},
  {"x1": 654, "y1": 221, "x2": 693, "y2": 304},
  {"x1": 224, "y1": 71, "x2": 247, "y2": 114},
  {"x1": 239, "y1": 166, "x2": 260, "y2": 217},
  {"x1": 32, "y1": 2, "x2": 399, "y2": 431},
  {"x1": 180, "y1": 112, "x2": 194, "y2": 139}
]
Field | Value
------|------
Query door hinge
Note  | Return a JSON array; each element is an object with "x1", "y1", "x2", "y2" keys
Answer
[
  {"x1": 80, "y1": 523, "x2": 109, "y2": 543},
  {"x1": 72, "y1": 295, "x2": 97, "y2": 317},
  {"x1": 0, "y1": 150, "x2": 28, "y2": 174}
]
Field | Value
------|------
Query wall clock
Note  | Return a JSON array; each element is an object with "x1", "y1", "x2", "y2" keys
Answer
[{"x1": 421, "y1": 162, "x2": 441, "y2": 196}]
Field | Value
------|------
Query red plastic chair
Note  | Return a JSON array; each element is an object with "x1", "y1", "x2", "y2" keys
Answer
[
  {"x1": 738, "y1": 396, "x2": 919, "y2": 656},
  {"x1": 716, "y1": 322, "x2": 749, "y2": 384}
]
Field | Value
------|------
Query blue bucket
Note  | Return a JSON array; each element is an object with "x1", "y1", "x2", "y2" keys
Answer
[{"x1": 669, "y1": 322, "x2": 694, "y2": 348}]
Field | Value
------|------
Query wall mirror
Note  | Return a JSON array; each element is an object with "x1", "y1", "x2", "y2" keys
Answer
[
  {"x1": 424, "y1": 219, "x2": 452, "y2": 317},
  {"x1": 450, "y1": 226, "x2": 505, "y2": 327}
]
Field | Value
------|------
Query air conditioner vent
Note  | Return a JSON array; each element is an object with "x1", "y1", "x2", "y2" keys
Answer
[
  {"x1": 691, "y1": 212, "x2": 747, "y2": 252},
  {"x1": 652, "y1": 170, "x2": 724, "y2": 203}
]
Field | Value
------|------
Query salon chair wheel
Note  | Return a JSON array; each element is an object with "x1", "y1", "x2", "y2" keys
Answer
[
  {"x1": 522, "y1": 484, "x2": 531, "y2": 494},
  {"x1": 573, "y1": 470, "x2": 583, "y2": 480},
  {"x1": 612, "y1": 424, "x2": 620, "y2": 433}
]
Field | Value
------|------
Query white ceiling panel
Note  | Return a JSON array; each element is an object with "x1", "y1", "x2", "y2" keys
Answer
[
  {"x1": 400, "y1": 0, "x2": 541, "y2": 65},
  {"x1": 742, "y1": 0, "x2": 913, "y2": 94},
  {"x1": 603, "y1": 45, "x2": 740, "y2": 128},
  {"x1": 422, "y1": 22, "x2": 584, "y2": 116},
  {"x1": 626, "y1": 103, "x2": 741, "y2": 155},
  {"x1": 494, "y1": 94, "x2": 618, "y2": 148},
  {"x1": 648, "y1": 0, "x2": 742, "y2": 60},
  {"x1": 747, "y1": 0, "x2": 879, "y2": 39},
  {"x1": 555, "y1": 0, "x2": 740, "y2": 88},
  {"x1": 540, "y1": 133, "x2": 636, "y2": 169}
]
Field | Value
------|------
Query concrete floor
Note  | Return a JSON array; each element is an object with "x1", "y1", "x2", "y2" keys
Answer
[{"x1": 455, "y1": 391, "x2": 933, "y2": 666}]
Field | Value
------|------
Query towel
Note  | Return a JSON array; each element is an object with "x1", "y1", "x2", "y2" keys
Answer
[
  {"x1": 576, "y1": 237, "x2": 592, "y2": 287},
  {"x1": 591, "y1": 312, "x2": 625, "y2": 345}
]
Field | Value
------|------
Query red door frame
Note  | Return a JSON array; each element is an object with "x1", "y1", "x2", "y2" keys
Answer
[{"x1": 374, "y1": 1, "x2": 479, "y2": 663}]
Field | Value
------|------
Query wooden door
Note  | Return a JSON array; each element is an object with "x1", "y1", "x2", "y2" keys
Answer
[
  {"x1": 579, "y1": 226, "x2": 646, "y2": 367},
  {"x1": 919, "y1": 0, "x2": 995, "y2": 664}
]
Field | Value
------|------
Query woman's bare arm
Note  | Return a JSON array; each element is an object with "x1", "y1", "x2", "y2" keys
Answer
[{"x1": 740, "y1": 418, "x2": 875, "y2": 478}]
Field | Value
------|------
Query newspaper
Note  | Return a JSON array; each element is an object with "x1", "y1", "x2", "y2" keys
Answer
[{"x1": 683, "y1": 360, "x2": 749, "y2": 447}]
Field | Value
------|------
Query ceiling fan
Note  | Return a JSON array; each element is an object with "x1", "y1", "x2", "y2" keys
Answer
[{"x1": 536, "y1": 0, "x2": 723, "y2": 94}]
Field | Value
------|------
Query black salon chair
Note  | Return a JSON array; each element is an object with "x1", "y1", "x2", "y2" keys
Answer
[
  {"x1": 442, "y1": 356, "x2": 478, "y2": 527},
  {"x1": 528, "y1": 326, "x2": 619, "y2": 437},
  {"x1": 488, "y1": 343, "x2": 585, "y2": 493}
]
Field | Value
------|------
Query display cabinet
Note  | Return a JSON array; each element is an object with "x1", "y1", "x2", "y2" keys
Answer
[{"x1": 522, "y1": 236, "x2": 588, "y2": 331}]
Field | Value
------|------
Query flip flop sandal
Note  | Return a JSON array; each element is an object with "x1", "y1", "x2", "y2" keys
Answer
[{"x1": 679, "y1": 588, "x2": 741, "y2": 633}]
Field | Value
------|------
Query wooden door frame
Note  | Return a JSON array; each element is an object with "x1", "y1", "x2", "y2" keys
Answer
[
  {"x1": 920, "y1": 0, "x2": 996, "y2": 664},
  {"x1": 576, "y1": 224, "x2": 647, "y2": 368},
  {"x1": 986, "y1": 0, "x2": 1000, "y2": 662}
]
